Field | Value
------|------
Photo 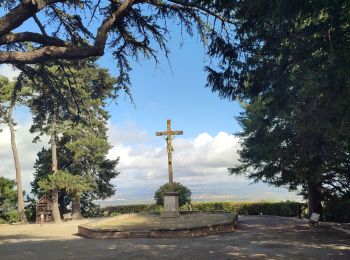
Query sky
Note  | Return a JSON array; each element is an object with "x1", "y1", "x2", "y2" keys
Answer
[{"x1": 0, "y1": 12, "x2": 301, "y2": 204}]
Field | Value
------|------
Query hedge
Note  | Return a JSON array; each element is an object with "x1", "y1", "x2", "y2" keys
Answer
[
  {"x1": 323, "y1": 198, "x2": 350, "y2": 223},
  {"x1": 183, "y1": 201, "x2": 305, "y2": 217},
  {"x1": 103, "y1": 201, "x2": 305, "y2": 217},
  {"x1": 103, "y1": 204, "x2": 162, "y2": 216}
]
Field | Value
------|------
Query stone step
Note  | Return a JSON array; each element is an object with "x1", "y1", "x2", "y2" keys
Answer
[{"x1": 130, "y1": 231, "x2": 151, "y2": 238}]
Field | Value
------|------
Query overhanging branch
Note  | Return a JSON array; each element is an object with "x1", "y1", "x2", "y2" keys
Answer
[
  {"x1": 0, "y1": 0, "x2": 63, "y2": 36},
  {"x1": 0, "y1": 45, "x2": 103, "y2": 63},
  {"x1": 0, "y1": 32, "x2": 67, "y2": 46}
]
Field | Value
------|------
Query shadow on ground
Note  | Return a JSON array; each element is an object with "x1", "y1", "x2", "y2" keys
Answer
[{"x1": 0, "y1": 216, "x2": 349, "y2": 260}]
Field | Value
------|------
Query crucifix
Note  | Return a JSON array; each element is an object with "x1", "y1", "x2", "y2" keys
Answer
[{"x1": 156, "y1": 119, "x2": 183, "y2": 192}]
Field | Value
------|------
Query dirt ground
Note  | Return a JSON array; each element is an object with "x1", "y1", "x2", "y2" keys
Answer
[{"x1": 0, "y1": 216, "x2": 349, "y2": 260}]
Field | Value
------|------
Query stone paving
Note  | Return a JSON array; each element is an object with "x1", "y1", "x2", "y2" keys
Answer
[{"x1": 0, "y1": 216, "x2": 349, "y2": 259}]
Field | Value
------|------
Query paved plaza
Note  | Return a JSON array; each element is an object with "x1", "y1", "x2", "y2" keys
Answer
[{"x1": 0, "y1": 216, "x2": 349, "y2": 259}]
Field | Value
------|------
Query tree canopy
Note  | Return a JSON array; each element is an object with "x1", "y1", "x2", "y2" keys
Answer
[
  {"x1": 215, "y1": 0, "x2": 350, "y2": 215},
  {"x1": 0, "y1": 0, "x2": 235, "y2": 91},
  {"x1": 26, "y1": 61, "x2": 120, "y2": 219}
]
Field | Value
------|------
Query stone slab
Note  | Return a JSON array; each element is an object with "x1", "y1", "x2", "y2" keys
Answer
[
  {"x1": 78, "y1": 212, "x2": 239, "y2": 239},
  {"x1": 162, "y1": 193, "x2": 179, "y2": 218},
  {"x1": 161, "y1": 211, "x2": 180, "y2": 218}
]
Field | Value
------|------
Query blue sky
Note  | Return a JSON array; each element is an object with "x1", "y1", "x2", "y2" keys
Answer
[
  {"x1": 0, "y1": 9, "x2": 301, "y2": 203},
  {"x1": 100, "y1": 27, "x2": 242, "y2": 142}
]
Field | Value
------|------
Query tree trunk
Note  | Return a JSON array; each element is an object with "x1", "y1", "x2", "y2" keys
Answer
[
  {"x1": 51, "y1": 112, "x2": 61, "y2": 223},
  {"x1": 8, "y1": 102, "x2": 28, "y2": 224},
  {"x1": 308, "y1": 182, "x2": 322, "y2": 218},
  {"x1": 71, "y1": 197, "x2": 83, "y2": 220}
]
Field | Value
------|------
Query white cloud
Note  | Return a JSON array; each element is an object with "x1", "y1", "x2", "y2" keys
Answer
[
  {"x1": 1, "y1": 118, "x2": 241, "y2": 197},
  {"x1": 0, "y1": 118, "x2": 299, "y2": 203},
  {"x1": 0, "y1": 64, "x2": 20, "y2": 80},
  {"x1": 108, "y1": 130, "x2": 242, "y2": 189},
  {"x1": 108, "y1": 121, "x2": 148, "y2": 145},
  {"x1": 0, "y1": 120, "x2": 49, "y2": 193}
]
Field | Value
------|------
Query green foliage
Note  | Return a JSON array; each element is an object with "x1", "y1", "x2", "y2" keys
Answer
[
  {"x1": 0, "y1": 177, "x2": 18, "y2": 223},
  {"x1": 23, "y1": 195, "x2": 37, "y2": 222},
  {"x1": 323, "y1": 197, "x2": 350, "y2": 223},
  {"x1": 38, "y1": 171, "x2": 96, "y2": 198},
  {"x1": 27, "y1": 61, "x2": 120, "y2": 216},
  {"x1": 5, "y1": 210, "x2": 20, "y2": 224},
  {"x1": 103, "y1": 201, "x2": 304, "y2": 217},
  {"x1": 0, "y1": 76, "x2": 13, "y2": 129},
  {"x1": 1, "y1": 0, "x2": 236, "y2": 99},
  {"x1": 181, "y1": 201, "x2": 304, "y2": 217},
  {"x1": 154, "y1": 182, "x2": 192, "y2": 207},
  {"x1": 204, "y1": 0, "x2": 350, "y2": 213},
  {"x1": 80, "y1": 193, "x2": 103, "y2": 218},
  {"x1": 103, "y1": 204, "x2": 161, "y2": 216}
]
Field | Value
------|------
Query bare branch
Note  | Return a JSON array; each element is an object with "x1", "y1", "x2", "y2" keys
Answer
[{"x1": 33, "y1": 14, "x2": 47, "y2": 36}]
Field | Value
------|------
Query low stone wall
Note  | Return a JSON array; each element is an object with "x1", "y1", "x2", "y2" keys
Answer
[{"x1": 78, "y1": 212, "x2": 238, "y2": 239}]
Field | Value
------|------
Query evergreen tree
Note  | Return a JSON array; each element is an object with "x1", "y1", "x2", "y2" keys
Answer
[
  {"x1": 204, "y1": 0, "x2": 350, "y2": 216},
  {"x1": 31, "y1": 132, "x2": 119, "y2": 219},
  {"x1": 21, "y1": 60, "x2": 120, "y2": 221}
]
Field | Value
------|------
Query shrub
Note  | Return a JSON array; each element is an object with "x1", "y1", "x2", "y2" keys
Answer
[
  {"x1": 103, "y1": 204, "x2": 161, "y2": 216},
  {"x1": 5, "y1": 210, "x2": 20, "y2": 223},
  {"x1": 0, "y1": 177, "x2": 18, "y2": 223},
  {"x1": 323, "y1": 198, "x2": 350, "y2": 223},
  {"x1": 154, "y1": 182, "x2": 191, "y2": 207},
  {"x1": 103, "y1": 201, "x2": 304, "y2": 217},
  {"x1": 181, "y1": 201, "x2": 303, "y2": 217}
]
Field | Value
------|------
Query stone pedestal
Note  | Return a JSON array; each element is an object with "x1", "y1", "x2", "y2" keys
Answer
[{"x1": 161, "y1": 192, "x2": 180, "y2": 218}]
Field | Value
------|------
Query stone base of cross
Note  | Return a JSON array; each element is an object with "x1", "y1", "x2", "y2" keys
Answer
[{"x1": 160, "y1": 192, "x2": 180, "y2": 218}]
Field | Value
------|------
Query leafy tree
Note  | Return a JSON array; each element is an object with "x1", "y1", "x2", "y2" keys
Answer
[
  {"x1": 204, "y1": 0, "x2": 350, "y2": 216},
  {"x1": 0, "y1": 76, "x2": 30, "y2": 223},
  {"x1": 154, "y1": 182, "x2": 191, "y2": 207},
  {"x1": 0, "y1": 177, "x2": 19, "y2": 223}
]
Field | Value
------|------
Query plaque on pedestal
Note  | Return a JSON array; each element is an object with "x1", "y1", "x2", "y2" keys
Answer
[{"x1": 161, "y1": 192, "x2": 180, "y2": 218}]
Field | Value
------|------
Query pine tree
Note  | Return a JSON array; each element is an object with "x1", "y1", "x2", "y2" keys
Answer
[
  {"x1": 205, "y1": 0, "x2": 350, "y2": 216},
  {"x1": 22, "y1": 60, "x2": 120, "y2": 220}
]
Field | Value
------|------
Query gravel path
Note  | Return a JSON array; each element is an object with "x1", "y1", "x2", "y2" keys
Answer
[{"x1": 0, "y1": 216, "x2": 349, "y2": 259}]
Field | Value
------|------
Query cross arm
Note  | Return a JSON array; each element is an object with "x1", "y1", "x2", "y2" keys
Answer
[{"x1": 156, "y1": 130, "x2": 183, "y2": 136}]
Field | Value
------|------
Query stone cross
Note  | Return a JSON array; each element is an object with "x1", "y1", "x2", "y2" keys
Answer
[{"x1": 156, "y1": 119, "x2": 183, "y2": 192}]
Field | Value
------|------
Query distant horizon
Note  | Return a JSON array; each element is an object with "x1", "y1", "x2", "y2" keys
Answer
[{"x1": 96, "y1": 181, "x2": 302, "y2": 207}]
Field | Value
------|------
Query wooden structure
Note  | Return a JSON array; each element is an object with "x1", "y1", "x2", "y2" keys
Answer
[{"x1": 36, "y1": 195, "x2": 53, "y2": 223}]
